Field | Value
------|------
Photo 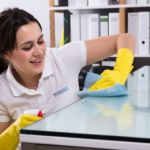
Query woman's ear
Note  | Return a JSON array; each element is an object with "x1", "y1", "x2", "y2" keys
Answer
[{"x1": 3, "y1": 52, "x2": 11, "y2": 60}]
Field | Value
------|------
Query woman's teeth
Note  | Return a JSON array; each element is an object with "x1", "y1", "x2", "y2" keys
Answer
[{"x1": 31, "y1": 59, "x2": 42, "y2": 63}]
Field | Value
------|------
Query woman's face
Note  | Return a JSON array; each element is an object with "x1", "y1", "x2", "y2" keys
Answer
[{"x1": 6, "y1": 22, "x2": 46, "y2": 76}]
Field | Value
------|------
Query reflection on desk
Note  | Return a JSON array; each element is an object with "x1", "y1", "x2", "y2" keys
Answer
[{"x1": 21, "y1": 95, "x2": 150, "y2": 140}]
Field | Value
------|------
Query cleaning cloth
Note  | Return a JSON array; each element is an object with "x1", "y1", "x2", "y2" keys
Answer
[{"x1": 77, "y1": 72, "x2": 129, "y2": 98}]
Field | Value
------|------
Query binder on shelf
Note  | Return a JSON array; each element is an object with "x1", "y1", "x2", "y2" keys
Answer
[
  {"x1": 128, "y1": 13, "x2": 138, "y2": 54},
  {"x1": 68, "y1": 0, "x2": 87, "y2": 7},
  {"x1": 64, "y1": 10, "x2": 71, "y2": 45},
  {"x1": 54, "y1": 12, "x2": 64, "y2": 48},
  {"x1": 88, "y1": 0, "x2": 109, "y2": 6},
  {"x1": 99, "y1": 0, "x2": 110, "y2": 5},
  {"x1": 137, "y1": 0, "x2": 147, "y2": 4},
  {"x1": 110, "y1": 0, "x2": 119, "y2": 5},
  {"x1": 54, "y1": 0, "x2": 68, "y2": 6},
  {"x1": 54, "y1": 0, "x2": 59, "y2": 5},
  {"x1": 127, "y1": 71, "x2": 138, "y2": 106},
  {"x1": 100, "y1": 16, "x2": 108, "y2": 37},
  {"x1": 88, "y1": 0, "x2": 100, "y2": 6},
  {"x1": 89, "y1": 14, "x2": 99, "y2": 39},
  {"x1": 102, "y1": 61, "x2": 115, "y2": 67},
  {"x1": 109, "y1": 13, "x2": 119, "y2": 35},
  {"x1": 126, "y1": 0, "x2": 136, "y2": 4},
  {"x1": 81, "y1": 14, "x2": 89, "y2": 41},
  {"x1": 70, "y1": 14, "x2": 80, "y2": 42},
  {"x1": 138, "y1": 12, "x2": 149, "y2": 54},
  {"x1": 138, "y1": 66, "x2": 149, "y2": 107}
]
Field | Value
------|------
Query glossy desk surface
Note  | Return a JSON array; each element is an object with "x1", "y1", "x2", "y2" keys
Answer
[{"x1": 20, "y1": 66, "x2": 150, "y2": 150}]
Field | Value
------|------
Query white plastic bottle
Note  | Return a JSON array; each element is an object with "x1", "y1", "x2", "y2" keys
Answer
[{"x1": 24, "y1": 109, "x2": 46, "y2": 117}]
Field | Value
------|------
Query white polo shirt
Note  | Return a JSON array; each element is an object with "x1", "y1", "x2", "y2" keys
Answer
[{"x1": 0, "y1": 41, "x2": 87, "y2": 122}]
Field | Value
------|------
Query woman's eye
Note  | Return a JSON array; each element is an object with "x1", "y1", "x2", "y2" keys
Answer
[
  {"x1": 23, "y1": 46, "x2": 32, "y2": 51},
  {"x1": 38, "y1": 41, "x2": 44, "y2": 44}
]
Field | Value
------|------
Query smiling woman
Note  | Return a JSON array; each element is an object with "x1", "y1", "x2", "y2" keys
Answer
[
  {"x1": 0, "y1": 8, "x2": 47, "y2": 150},
  {"x1": 4, "y1": 22, "x2": 46, "y2": 90},
  {"x1": 0, "y1": 8, "x2": 46, "y2": 90},
  {"x1": 0, "y1": 7, "x2": 136, "y2": 150}
]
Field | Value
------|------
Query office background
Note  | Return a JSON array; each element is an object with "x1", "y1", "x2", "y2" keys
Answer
[{"x1": 0, "y1": 0, "x2": 50, "y2": 47}]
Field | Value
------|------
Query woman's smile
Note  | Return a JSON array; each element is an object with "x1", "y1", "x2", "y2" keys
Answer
[{"x1": 30, "y1": 58, "x2": 43, "y2": 66}]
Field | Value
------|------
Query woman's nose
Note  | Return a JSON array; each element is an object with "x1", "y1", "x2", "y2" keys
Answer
[{"x1": 34, "y1": 45, "x2": 43, "y2": 55}]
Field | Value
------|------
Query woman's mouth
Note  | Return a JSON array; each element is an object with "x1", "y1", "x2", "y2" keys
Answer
[{"x1": 30, "y1": 58, "x2": 42, "y2": 66}]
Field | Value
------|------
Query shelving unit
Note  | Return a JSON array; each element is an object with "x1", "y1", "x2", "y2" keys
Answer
[
  {"x1": 111, "y1": 54, "x2": 150, "y2": 58},
  {"x1": 49, "y1": 0, "x2": 150, "y2": 59},
  {"x1": 49, "y1": 0, "x2": 127, "y2": 48},
  {"x1": 49, "y1": 4, "x2": 150, "y2": 10}
]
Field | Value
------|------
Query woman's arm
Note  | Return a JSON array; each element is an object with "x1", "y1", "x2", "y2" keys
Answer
[
  {"x1": 85, "y1": 33, "x2": 136, "y2": 65},
  {"x1": 0, "y1": 121, "x2": 11, "y2": 134}
]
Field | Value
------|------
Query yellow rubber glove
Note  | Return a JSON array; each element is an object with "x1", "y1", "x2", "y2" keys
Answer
[
  {"x1": 0, "y1": 114, "x2": 43, "y2": 150},
  {"x1": 88, "y1": 48, "x2": 134, "y2": 91}
]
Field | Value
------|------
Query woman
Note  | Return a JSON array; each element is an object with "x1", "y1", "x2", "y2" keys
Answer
[{"x1": 0, "y1": 8, "x2": 136, "y2": 150}]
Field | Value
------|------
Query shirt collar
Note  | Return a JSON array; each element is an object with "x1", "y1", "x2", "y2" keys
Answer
[{"x1": 6, "y1": 48, "x2": 53, "y2": 97}]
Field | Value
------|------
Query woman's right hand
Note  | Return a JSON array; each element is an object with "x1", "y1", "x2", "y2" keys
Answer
[{"x1": 88, "y1": 48, "x2": 134, "y2": 91}]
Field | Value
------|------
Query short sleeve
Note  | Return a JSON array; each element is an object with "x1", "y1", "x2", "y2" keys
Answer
[
  {"x1": 58, "y1": 41, "x2": 87, "y2": 74},
  {"x1": 0, "y1": 101, "x2": 11, "y2": 122}
]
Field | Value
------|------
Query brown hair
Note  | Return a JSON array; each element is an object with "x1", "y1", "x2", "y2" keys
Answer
[{"x1": 0, "y1": 8, "x2": 42, "y2": 74}]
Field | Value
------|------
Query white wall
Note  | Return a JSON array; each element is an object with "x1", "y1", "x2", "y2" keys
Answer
[{"x1": 0, "y1": 0, "x2": 50, "y2": 47}]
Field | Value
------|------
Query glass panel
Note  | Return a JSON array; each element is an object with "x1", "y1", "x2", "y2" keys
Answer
[{"x1": 22, "y1": 66, "x2": 150, "y2": 140}]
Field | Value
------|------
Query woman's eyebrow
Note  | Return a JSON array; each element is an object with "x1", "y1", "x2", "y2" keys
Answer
[
  {"x1": 38, "y1": 34, "x2": 44, "y2": 40},
  {"x1": 20, "y1": 34, "x2": 44, "y2": 47}
]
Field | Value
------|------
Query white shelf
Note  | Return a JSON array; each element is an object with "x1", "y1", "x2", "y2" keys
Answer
[
  {"x1": 49, "y1": 4, "x2": 150, "y2": 10},
  {"x1": 111, "y1": 54, "x2": 150, "y2": 58}
]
